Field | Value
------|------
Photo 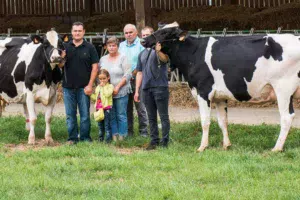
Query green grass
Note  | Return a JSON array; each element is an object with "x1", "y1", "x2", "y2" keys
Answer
[{"x1": 1, "y1": 115, "x2": 300, "y2": 199}]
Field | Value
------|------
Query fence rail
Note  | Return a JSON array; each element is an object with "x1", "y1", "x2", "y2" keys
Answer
[
  {"x1": 1, "y1": 28, "x2": 300, "y2": 82},
  {"x1": 1, "y1": 0, "x2": 299, "y2": 16}
]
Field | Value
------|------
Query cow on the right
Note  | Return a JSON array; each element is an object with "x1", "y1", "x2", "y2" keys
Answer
[{"x1": 141, "y1": 22, "x2": 300, "y2": 152}]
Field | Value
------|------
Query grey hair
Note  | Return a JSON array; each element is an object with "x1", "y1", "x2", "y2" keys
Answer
[{"x1": 123, "y1": 24, "x2": 137, "y2": 32}]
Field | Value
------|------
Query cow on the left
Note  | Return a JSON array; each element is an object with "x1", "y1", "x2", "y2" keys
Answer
[{"x1": 0, "y1": 30, "x2": 63, "y2": 144}]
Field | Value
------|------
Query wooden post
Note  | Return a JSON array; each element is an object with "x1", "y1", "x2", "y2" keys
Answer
[
  {"x1": 83, "y1": 0, "x2": 92, "y2": 17},
  {"x1": 135, "y1": 0, "x2": 151, "y2": 32},
  {"x1": 224, "y1": 0, "x2": 231, "y2": 4}
]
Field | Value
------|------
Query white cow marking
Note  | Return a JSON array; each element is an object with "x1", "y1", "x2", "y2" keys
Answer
[
  {"x1": 46, "y1": 30, "x2": 60, "y2": 63},
  {"x1": 0, "y1": 38, "x2": 12, "y2": 56},
  {"x1": 10, "y1": 42, "x2": 41, "y2": 81},
  {"x1": 162, "y1": 22, "x2": 179, "y2": 29}
]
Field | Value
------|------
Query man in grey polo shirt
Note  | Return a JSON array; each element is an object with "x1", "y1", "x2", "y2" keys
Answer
[{"x1": 134, "y1": 26, "x2": 170, "y2": 150}]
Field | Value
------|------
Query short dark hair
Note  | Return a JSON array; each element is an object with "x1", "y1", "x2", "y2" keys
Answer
[
  {"x1": 72, "y1": 21, "x2": 84, "y2": 29},
  {"x1": 142, "y1": 26, "x2": 154, "y2": 34}
]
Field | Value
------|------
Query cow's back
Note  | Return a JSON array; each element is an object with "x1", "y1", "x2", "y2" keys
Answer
[{"x1": 0, "y1": 38, "x2": 36, "y2": 98}]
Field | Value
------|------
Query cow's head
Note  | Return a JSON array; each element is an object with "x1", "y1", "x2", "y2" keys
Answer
[
  {"x1": 140, "y1": 22, "x2": 188, "y2": 49},
  {"x1": 31, "y1": 30, "x2": 65, "y2": 69}
]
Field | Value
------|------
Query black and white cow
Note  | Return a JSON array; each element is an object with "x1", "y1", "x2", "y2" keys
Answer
[
  {"x1": 141, "y1": 22, "x2": 300, "y2": 152},
  {"x1": 0, "y1": 30, "x2": 63, "y2": 144}
]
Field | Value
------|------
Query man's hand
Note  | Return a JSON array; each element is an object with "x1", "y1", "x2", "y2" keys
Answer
[
  {"x1": 84, "y1": 85, "x2": 93, "y2": 96},
  {"x1": 61, "y1": 50, "x2": 66, "y2": 58},
  {"x1": 155, "y1": 42, "x2": 162, "y2": 52},
  {"x1": 58, "y1": 50, "x2": 66, "y2": 68},
  {"x1": 134, "y1": 91, "x2": 140, "y2": 102}
]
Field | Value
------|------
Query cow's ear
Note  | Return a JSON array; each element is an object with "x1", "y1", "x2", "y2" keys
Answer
[
  {"x1": 31, "y1": 35, "x2": 43, "y2": 44},
  {"x1": 179, "y1": 31, "x2": 188, "y2": 41}
]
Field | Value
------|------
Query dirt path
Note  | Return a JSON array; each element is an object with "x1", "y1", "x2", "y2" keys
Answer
[{"x1": 3, "y1": 103, "x2": 300, "y2": 128}]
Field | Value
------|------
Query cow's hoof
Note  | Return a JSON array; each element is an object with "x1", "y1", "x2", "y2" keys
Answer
[
  {"x1": 28, "y1": 139, "x2": 35, "y2": 145},
  {"x1": 223, "y1": 143, "x2": 232, "y2": 150},
  {"x1": 45, "y1": 137, "x2": 54, "y2": 145},
  {"x1": 271, "y1": 148, "x2": 283, "y2": 152},
  {"x1": 196, "y1": 146, "x2": 207, "y2": 152}
]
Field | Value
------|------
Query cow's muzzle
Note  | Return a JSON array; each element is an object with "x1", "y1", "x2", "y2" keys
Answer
[
  {"x1": 140, "y1": 38, "x2": 146, "y2": 47},
  {"x1": 51, "y1": 56, "x2": 62, "y2": 64}
]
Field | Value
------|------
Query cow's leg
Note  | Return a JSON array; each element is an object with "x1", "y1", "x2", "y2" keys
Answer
[
  {"x1": 197, "y1": 95, "x2": 212, "y2": 152},
  {"x1": 215, "y1": 101, "x2": 231, "y2": 150},
  {"x1": 272, "y1": 93, "x2": 295, "y2": 152},
  {"x1": 23, "y1": 103, "x2": 30, "y2": 131},
  {"x1": 26, "y1": 92, "x2": 37, "y2": 145},
  {"x1": 44, "y1": 94, "x2": 57, "y2": 144}
]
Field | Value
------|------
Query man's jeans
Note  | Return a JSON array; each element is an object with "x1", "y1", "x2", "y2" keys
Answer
[
  {"x1": 63, "y1": 88, "x2": 91, "y2": 142},
  {"x1": 98, "y1": 109, "x2": 112, "y2": 142},
  {"x1": 111, "y1": 95, "x2": 129, "y2": 136},
  {"x1": 127, "y1": 80, "x2": 148, "y2": 136},
  {"x1": 142, "y1": 87, "x2": 170, "y2": 145}
]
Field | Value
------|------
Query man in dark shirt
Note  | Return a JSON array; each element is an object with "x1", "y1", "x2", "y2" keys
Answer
[
  {"x1": 134, "y1": 26, "x2": 170, "y2": 150},
  {"x1": 59, "y1": 22, "x2": 99, "y2": 144}
]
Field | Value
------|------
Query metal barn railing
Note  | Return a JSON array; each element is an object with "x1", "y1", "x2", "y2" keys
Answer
[{"x1": 1, "y1": 28, "x2": 300, "y2": 82}]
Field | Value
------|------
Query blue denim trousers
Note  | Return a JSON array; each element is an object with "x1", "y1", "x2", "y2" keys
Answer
[
  {"x1": 98, "y1": 109, "x2": 112, "y2": 142},
  {"x1": 142, "y1": 87, "x2": 170, "y2": 145},
  {"x1": 63, "y1": 87, "x2": 91, "y2": 142},
  {"x1": 111, "y1": 95, "x2": 129, "y2": 136}
]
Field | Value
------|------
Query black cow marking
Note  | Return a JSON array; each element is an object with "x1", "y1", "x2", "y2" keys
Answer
[
  {"x1": 289, "y1": 96, "x2": 294, "y2": 114},
  {"x1": 211, "y1": 36, "x2": 269, "y2": 101},
  {"x1": 264, "y1": 37, "x2": 283, "y2": 61}
]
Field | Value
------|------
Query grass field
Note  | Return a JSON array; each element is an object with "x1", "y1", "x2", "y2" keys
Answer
[{"x1": 1, "y1": 115, "x2": 300, "y2": 199}]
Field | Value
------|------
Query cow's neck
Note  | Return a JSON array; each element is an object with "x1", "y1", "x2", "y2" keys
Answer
[{"x1": 168, "y1": 37, "x2": 202, "y2": 79}]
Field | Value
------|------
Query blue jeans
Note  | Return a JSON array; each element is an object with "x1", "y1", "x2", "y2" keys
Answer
[
  {"x1": 98, "y1": 109, "x2": 112, "y2": 142},
  {"x1": 111, "y1": 95, "x2": 129, "y2": 136},
  {"x1": 63, "y1": 87, "x2": 91, "y2": 142},
  {"x1": 142, "y1": 87, "x2": 170, "y2": 145}
]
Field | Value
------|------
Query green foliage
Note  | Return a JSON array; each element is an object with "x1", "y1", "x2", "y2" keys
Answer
[{"x1": 0, "y1": 115, "x2": 300, "y2": 199}]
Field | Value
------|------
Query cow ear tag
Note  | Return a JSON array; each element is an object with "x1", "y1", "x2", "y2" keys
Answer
[
  {"x1": 64, "y1": 36, "x2": 69, "y2": 42},
  {"x1": 33, "y1": 38, "x2": 39, "y2": 44},
  {"x1": 179, "y1": 36, "x2": 185, "y2": 41}
]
